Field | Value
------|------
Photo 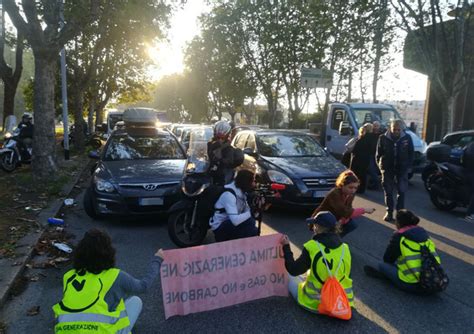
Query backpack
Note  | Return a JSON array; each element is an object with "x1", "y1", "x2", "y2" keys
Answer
[
  {"x1": 316, "y1": 242, "x2": 352, "y2": 320},
  {"x1": 419, "y1": 244, "x2": 449, "y2": 293},
  {"x1": 197, "y1": 185, "x2": 236, "y2": 223}
]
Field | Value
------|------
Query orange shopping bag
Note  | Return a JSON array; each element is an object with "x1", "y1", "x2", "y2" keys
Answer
[{"x1": 316, "y1": 242, "x2": 352, "y2": 320}]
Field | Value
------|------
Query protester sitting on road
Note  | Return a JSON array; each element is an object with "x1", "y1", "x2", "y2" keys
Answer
[
  {"x1": 210, "y1": 169, "x2": 258, "y2": 242},
  {"x1": 350, "y1": 123, "x2": 373, "y2": 194},
  {"x1": 312, "y1": 170, "x2": 375, "y2": 237},
  {"x1": 461, "y1": 142, "x2": 474, "y2": 222},
  {"x1": 53, "y1": 229, "x2": 163, "y2": 333},
  {"x1": 363, "y1": 210, "x2": 442, "y2": 294},
  {"x1": 376, "y1": 119, "x2": 414, "y2": 222},
  {"x1": 280, "y1": 211, "x2": 354, "y2": 314}
]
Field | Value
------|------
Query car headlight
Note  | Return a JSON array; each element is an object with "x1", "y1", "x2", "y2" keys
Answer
[
  {"x1": 267, "y1": 170, "x2": 293, "y2": 185},
  {"x1": 94, "y1": 177, "x2": 116, "y2": 193}
]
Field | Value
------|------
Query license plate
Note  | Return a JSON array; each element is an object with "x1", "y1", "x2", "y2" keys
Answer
[
  {"x1": 139, "y1": 197, "x2": 163, "y2": 206},
  {"x1": 313, "y1": 190, "x2": 328, "y2": 198}
]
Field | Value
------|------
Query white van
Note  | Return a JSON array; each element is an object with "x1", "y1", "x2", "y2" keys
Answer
[
  {"x1": 325, "y1": 103, "x2": 427, "y2": 173},
  {"x1": 105, "y1": 110, "x2": 124, "y2": 136}
]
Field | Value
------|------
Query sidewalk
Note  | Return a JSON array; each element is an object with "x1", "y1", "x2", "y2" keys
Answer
[{"x1": 0, "y1": 155, "x2": 91, "y2": 308}]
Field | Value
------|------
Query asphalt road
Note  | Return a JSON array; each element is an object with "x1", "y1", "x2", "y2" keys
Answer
[{"x1": 1, "y1": 176, "x2": 473, "y2": 334}]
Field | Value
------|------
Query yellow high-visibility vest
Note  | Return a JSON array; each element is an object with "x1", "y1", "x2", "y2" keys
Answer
[
  {"x1": 397, "y1": 237, "x2": 440, "y2": 284},
  {"x1": 52, "y1": 268, "x2": 131, "y2": 334}
]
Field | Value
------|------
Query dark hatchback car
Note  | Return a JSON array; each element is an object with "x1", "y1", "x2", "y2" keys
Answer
[
  {"x1": 232, "y1": 129, "x2": 346, "y2": 207},
  {"x1": 84, "y1": 126, "x2": 187, "y2": 218}
]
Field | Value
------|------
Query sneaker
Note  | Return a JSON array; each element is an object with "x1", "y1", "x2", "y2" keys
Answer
[
  {"x1": 363, "y1": 265, "x2": 385, "y2": 279},
  {"x1": 383, "y1": 212, "x2": 394, "y2": 222},
  {"x1": 464, "y1": 214, "x2": 474, "y2": 222}
]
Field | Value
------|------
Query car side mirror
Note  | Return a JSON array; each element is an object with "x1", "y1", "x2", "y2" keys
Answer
[
  {"x1": 88, "y1": 150, "x2": 100, "y2": 159},
  {"x1": 243, "y1": 147, "x2": 258, "y2": 158},
  {"x1": 339, "y1": 121, "x2": 352, "y2": 136}
]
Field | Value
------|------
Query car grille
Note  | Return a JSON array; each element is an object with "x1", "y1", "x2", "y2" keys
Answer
[
  {"x1": 302, "y1": 178, "x2": 336, "y2": 189},
  {"x1": 118, "y1": 181, "x2": 180, "y2": 191}
]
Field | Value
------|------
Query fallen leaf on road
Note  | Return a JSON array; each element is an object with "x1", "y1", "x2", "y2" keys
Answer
[
  {"x1": 29, "y1": 276, "x2": 39, "y2": 282},
  {"x1": 11, "y1": 261, "x2": 22, "y2": 266},
  {"x1": 26, "y1": 306, "x2": 40, "y2": 316},
  {"x1": 53, "y1": 257, "x2": 70, "y2": 263}
]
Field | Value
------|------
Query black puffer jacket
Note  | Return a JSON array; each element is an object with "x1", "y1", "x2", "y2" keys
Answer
[{"x1": 376, "y1": 130, "x2": 414, "y2": 173}]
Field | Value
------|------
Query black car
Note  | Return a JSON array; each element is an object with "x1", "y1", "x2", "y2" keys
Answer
[
  {"x1": 232, "y1": 129, "x2": 346, "y2": 207},
  {"x1": 84, "y1": 126, "x2": 187, "y2": 217}
]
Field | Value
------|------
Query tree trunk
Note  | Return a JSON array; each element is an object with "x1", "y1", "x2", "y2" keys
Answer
[
  {"x1": 2, "y1": 79, "x2": 17, "y2": 128},
  {"x1": 72, "y1": 89, "x2": 86, "y2": 152},
  {"x1": 88, "y1": 98, "x2": 95, "y2": 133},
  {"x1": 444, "y1": 95, "x2": 456, "y2": 136},
  {"x1": 32, "y1": 55, "x2": 58, "y2": 179}
]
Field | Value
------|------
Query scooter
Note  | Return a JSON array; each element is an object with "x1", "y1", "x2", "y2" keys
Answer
[
  {"x1": 427, "y1": 161, "x2": 470, "y2": 211},
  {"x1": 0, "y1": 129, "x2": 32, "y2": 172}
]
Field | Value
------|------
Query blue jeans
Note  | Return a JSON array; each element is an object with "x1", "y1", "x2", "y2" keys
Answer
[
  {"x1": 124, "y1": 296, "x2": 142, "y2": 330},
  {"x1": 340, "y1": 219, "x2": 358, "y2": 237},
  {"x1": 213, "y1": 217, "x2": 258, "y2": 242},
  {"x1": 381, "y1": 170, "x2": 409, "y2": 212},
  {"x1": 378, "y1": 262, "x2": 424, "y2": 294}
]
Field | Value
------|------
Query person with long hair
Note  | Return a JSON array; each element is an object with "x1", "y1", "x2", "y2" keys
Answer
[
  {"x1": 280, "y1": 211, "x2": 354, "y2": 315},
  {"x1": 363, "y1": 210, "x2": 443, "y2": 294},
  {"x1": 312, "y1": 170, "x2": 375, "y2": 237},
  {"x1": 350, "y1": 123, "x2": 374, "y2": 194},
  {"x1": 53, "y1": 229, "x2": 163, "y2": 333}
]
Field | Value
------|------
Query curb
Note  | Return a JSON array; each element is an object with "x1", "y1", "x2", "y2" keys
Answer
[{"x1": 0, "y1": 155, "x2": 90, "y2": 308}]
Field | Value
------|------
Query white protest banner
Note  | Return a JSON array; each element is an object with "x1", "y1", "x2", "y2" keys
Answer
[{"x1": 160, "y1": 234, "x2": 288, "y2": 319}]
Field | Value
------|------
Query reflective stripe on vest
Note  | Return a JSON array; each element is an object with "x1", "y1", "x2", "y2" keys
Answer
[
  {"x1": 297, "y1": 240, "x2": 353, "y2": 311},
  {"x1": 397, "y1": 237, "x2": 440, "y2": 284},
  {"x1": 53, "y1": 268, "x2": 131, "y2": 334}
]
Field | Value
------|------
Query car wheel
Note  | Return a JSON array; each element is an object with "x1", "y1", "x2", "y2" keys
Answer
[{"x1": 83, "y1": 188, "x2": 102, "y2": 219}]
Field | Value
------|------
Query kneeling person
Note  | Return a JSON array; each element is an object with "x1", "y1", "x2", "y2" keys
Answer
[{"x1": 210, "y1": 170, "x2": 258, "y2": 242}]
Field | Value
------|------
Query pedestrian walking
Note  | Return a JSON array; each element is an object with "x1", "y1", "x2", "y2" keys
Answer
[
  {"x1": 363, "y1": 210, "x2": 446, "y2": 294},
  {"x1": 367, "y1": 121, "x2": 382, "y2": 190},
  {"x1": 280, "y1": 211, "x2": 354, "y2": 317},
  {"x1": 312, "y1": 170, "x2": 375, "y2": 237},
  {"x1": 350, "y1": 123, "x2": 373, "y2": 194},
  {"x1": 376, "y1": 120, "x2": 414, "y2": 222},
  {"x1": 53, "y1": 229, "x2": 163, "y2": 333}
]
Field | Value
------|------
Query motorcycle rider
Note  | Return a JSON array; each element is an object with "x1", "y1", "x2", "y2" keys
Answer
[
  {"x1": 210, "y1": 169, "x2": 259, "y2": 242},
  {"x1": 207, "y1": 120, "x2": 242, "y2": 185},
  {"x1": 17, "y1": 112, "x2": 34, "y2": 159},
  {"x1": 462, "y1": 142, "x2": 474, "y2": 222}
]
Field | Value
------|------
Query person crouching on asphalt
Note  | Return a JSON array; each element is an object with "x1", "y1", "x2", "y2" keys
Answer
[
  {"x1": 312, "y1": 170, "x2": 375, "y2": 237},
  {"x1": 363, "y1": 210, "x2": 442, "y2": 294},
  {"x1": 53, "y1": 229, "x2": 163, "y2": 333},
  {"x1": 280, "y1": 211, "x2": 354, "y2": 313},
  {"x1": 210, "y1": 169, "x2": 259, "y2": 242}
]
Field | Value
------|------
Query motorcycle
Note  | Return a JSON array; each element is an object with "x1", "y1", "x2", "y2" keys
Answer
[
  {"x1": 61, "y1": 124, "x2": 102, "y2": 150},
  {"x1": 427, "y1": 162, "x2": 470, "y2": 211},
  {"x1": 167, "y1": 130, "x2": 284, "y2": 247},
  {"x1": 0, "y1": 129, "x2": 32, "y2": 172}
]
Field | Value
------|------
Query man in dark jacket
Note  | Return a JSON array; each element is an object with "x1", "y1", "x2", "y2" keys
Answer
[{"x1": 376, "y1": 120, "x2": 414, "y2": 222}]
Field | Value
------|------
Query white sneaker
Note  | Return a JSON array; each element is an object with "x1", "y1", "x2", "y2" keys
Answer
[{"x1": 464, "y1": 214, "x2": 474, "y2": 222}]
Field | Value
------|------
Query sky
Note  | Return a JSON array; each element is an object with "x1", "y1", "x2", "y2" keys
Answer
[{"x1": 147, "y1": 1, "x2": 429, "y2": 102}]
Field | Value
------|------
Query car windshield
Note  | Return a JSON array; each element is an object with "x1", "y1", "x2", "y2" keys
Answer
[
  {"x1": 256, "y1": 134, "x2": 326, "y2": 157},
  {"x1": 104, "y1": 134, "x2": 185, "y2": 160},
  {"x1": 352, "y1": 108, "x2": 404, "y2": 128}
]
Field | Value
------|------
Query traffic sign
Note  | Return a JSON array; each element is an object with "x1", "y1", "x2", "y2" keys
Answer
[{"x1": 300, "y1": 67, "x2": 333, "y2": 89}]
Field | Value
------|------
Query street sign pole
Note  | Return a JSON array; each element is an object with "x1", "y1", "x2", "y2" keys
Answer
[{"x1": 59, "y1": 0, "x2": 69, "y2": 160}]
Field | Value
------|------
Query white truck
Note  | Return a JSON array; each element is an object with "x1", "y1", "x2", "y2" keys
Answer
[{"x1": 324, "y1": 103, "x2": 427, "y2": 173}]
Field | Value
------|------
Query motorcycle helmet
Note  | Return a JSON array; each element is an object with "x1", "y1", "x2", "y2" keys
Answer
[
  {"x1": 22, "y1": 112, "x2": 33, "y2": 121},
  {"x1": 213, "y1": 120, "x2": 232, "y2": 140}
]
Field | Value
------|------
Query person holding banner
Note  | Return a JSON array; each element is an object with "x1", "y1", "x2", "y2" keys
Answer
[
  {"x1": 210, "y1": 169, "x2": 259, "y2": 242},
  {"x1": 280, "y1": 211, "x2": 354, "y2": 314},
  {"x1": 53, "y1": 229, "x2": 163, "y2": 333},
  {"x1": 312, "y1": 170, "x2": 375, "y2": 237}
]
